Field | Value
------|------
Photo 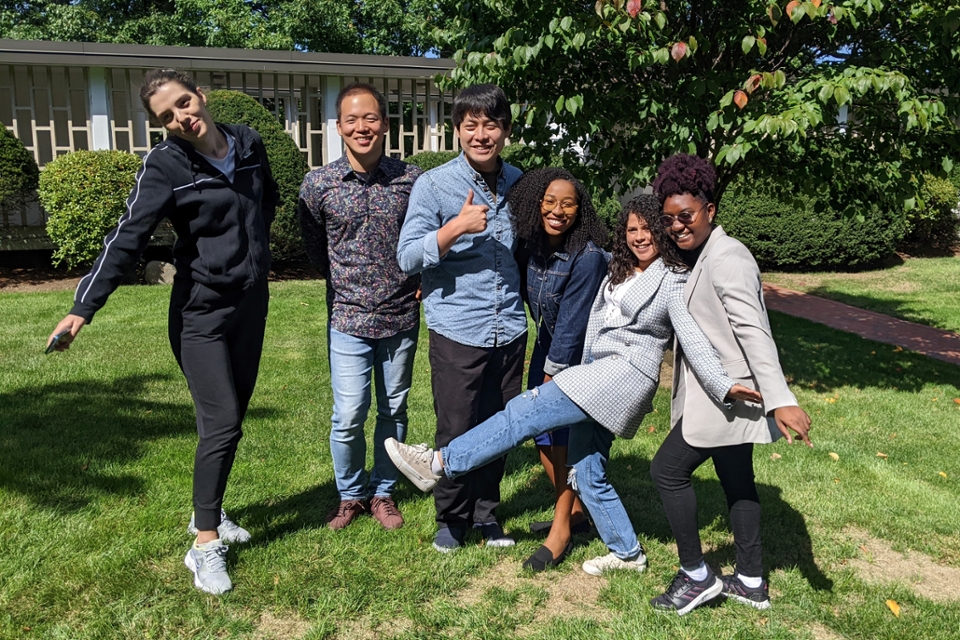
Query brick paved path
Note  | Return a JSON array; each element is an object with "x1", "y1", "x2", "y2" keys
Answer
[{"x1": 763, "y1": 284, "x2": 960, "y2": 367}]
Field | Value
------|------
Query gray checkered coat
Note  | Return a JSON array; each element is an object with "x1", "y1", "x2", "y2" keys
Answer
[{"x1": 553, "y1": 258, "x2": 735, "y2": 439}]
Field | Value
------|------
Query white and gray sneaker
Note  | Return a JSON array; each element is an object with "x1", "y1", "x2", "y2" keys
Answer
[
  {"x1": 582, "y1": 551, "x2": 648, "y2": 576},
  {"x1": 384, "y1": 438, "x2": 442, "y2": 492},
  {"x1": 187, "y1": 509, "x2": 251, "y2": 544},
  {"x1": 184, "y1": 540, "x2": 232, "y2": 595}
]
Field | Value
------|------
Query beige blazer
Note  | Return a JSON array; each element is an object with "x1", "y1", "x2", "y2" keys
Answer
[{"x1": 671, "y1": 227, "x2": 797, "y2": 447}]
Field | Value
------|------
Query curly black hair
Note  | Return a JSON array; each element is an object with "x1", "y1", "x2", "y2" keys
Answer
[
  {"x1": 652, "y1": 153, "x2": 717, "y2": 205},
  {"x1": 607, "y1": 193, "x2": 689, "y2": 289},
  {"x1": 506, "y1": 167, "x2": 608, "y2": 259}
]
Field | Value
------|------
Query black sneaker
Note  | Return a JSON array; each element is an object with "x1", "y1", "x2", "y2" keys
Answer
[
  {"x1": 720, "y1": 574, "x2": 771, "y2": 610},
  {"x1": 650, "y1": 568, "x2": 723, "y2": 616}
]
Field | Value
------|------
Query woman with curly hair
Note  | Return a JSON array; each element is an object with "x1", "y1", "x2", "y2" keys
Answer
[
  {"x1": 648, "y1": 154, "x2": 812, "y2": 615},
  {"x1": 386, "y1": 194, "x2": 761, "y2": 576},
  {"x1": 507, "y1": 168, "x2": 608, "y2": 570}
]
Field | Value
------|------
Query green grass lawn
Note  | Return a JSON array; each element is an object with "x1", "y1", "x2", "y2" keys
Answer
[
  {"x1": 1, "y1": 281, "x2": 959, "y2": 639},
  {"x1": 763, "y1": 256, "x2": 960, "y2": 333}
]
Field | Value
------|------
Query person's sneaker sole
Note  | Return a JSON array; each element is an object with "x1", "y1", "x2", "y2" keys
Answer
[
  {"x1": 673, "y1": 576, "x2": 723, "y2": 616},
  {"x1": 184, "y1": 549, "x2": 232, "y2": 595},
  {"x1": 722, "y1": 591, "x2": 771, "y2": 610},
  {"x1": 384, "y1": 439, "x2": 439, "y2": 492},
  {"x1": 432, "y1": 542, "x2": 460, "y2": 553}
]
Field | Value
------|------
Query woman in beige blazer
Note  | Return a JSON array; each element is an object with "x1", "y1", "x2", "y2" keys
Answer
[{"x1": 648, "y1": 154, "x2": 812, "y2": 616}]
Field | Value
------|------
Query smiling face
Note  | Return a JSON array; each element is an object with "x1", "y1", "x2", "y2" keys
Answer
[
  {"x1": 626, "y1": 213, "x2": 659, "y2": 271},
  {"x1": 337, "y1": 91, "x2": 388, "y2": 169},
  {"x1": 455, "y1": 113, "x2": 510, "y2": 173},
  {"x1": 147, "y1": 81, "x2": 215, "y2": 142},
  {"x1": 662, "y1": 193, "x2": 715, "y2": 251},
  {"x1": 540, "y1": 179, "x2": 579, "y2": 245}
]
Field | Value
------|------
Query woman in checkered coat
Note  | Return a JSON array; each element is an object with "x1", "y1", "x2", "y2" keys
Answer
[{"x1": 386, "y1": 194, "x2": 761, "y2": 574}]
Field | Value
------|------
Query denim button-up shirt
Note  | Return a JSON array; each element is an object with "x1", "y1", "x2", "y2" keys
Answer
[
  {"x1": 527, "y1": 241, "x2": 609, "y2": 376},
  {"x1": 397, "y1": 153, "x2": 526, "y2": 348}
]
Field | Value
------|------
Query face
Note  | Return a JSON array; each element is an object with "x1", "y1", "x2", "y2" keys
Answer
[
  {"x1": 662, "y1": 193, "x2": 715, "y2": 251},
  {"x1": 148, "y1": 82, "x2": 214, "y2": 141},
  {"x1": 337, "y1": 91, "x2": 388, "y2": 165},
  {"x1": 456, "y1": 113, "x2": 510, "y2": 173},
  {"x1": 540, "y1": 179, "x2": 579, "y2": 241},
  {"x1": 625, "y1": 213, "x2": 659, "y2": 271}
]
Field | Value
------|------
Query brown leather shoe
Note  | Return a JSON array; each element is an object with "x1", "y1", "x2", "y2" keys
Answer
[
  {"x1": 369, "y1": 496, "x2": 404, "y2": 530},
  {"x1": 326, "y1": 500, "x2": 366, "y2": 530}
]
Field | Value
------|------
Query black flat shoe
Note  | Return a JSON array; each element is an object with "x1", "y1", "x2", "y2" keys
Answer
[
  {"x1": 529, "y1": 519, "x2": 592, "y2": 537},
  {"x1": 522, "y1": 542, "x2": 573, "y2": 572}
]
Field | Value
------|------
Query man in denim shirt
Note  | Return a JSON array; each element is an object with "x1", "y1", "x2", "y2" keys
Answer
[
  {"x1": 397, "y1": 84, "x2": 526, "y2": 552},
  {"x1": 299, "y1": 83, "x2": 423, "y2": 531}
]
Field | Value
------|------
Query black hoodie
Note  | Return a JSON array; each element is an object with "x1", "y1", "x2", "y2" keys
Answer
[{"x1": 70, "y1": 123, "x2": 279, "y2": 322}]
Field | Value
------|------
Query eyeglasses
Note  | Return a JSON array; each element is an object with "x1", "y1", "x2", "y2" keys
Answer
[
  {"x1": 660, "y1": 203, "x2": 708, "y2": 227},
  {"x1": 541, "y1": 197, "x2": 579, "y2": 215}
]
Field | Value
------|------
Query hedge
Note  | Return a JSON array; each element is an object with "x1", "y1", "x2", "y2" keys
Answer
[
  {"x1": 205, "y1": 90, "x2": 309, "y2": 261},
  {"x1": 900, "y1": 174, "x2": 960, "y2": 251},
  {"x1": 40, "y1": 150, "x2": 142, "y2": 267},
  {"x1": 0, "y1": 126, "x2": 39, "y2": 204},
  {"x1": 719, "y1": 174, "x2": 907, "y2": 270}
]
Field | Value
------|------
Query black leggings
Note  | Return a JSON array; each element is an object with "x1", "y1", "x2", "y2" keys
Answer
[
  {"x1": 650, "y1": 422, "x2": 762, "y2": 577},
  {"x1": 169, "y1": 278, "x2": 268, "y2": 532}
]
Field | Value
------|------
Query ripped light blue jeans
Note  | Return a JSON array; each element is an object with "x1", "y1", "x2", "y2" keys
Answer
[{"x1": 440, "y1": 381, "x2": 643, "y2": 559}]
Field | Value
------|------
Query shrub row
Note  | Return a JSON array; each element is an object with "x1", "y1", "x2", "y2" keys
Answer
[{"x1": 0, "y1": 126, "x2": 39, "y2": 204}]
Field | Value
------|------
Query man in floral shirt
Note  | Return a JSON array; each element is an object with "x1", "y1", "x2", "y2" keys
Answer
[{"x1": 298, "y1": 83, "x2": 423, "y2": 530}]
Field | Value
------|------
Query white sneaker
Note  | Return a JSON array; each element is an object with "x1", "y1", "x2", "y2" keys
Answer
[
  {"x1": 582, "y1": 551, "x2": 648, "y2": 576},
  {"x1": 385, "y1": 438, "x2": 441, "y2": 492},
  {"x1": 187, "y1": 509, "x2": 251, "y2": 544},
  {"x1": 184, "y1": 540, "x2": 232, "y2": 595}
]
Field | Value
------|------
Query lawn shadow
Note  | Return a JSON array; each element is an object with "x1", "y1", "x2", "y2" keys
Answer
[
  {"x1": 236, "y1": 480, "x2": 341, "y2": 545},
  {"x1": 771, "y1": 311, "x2": 959, "y2": 394},
  {"x1": 0, "y1": 374, "x2": 195, "y2": 511},
  {"x1": 605, "y1": 452, "x2": 831, "y2": 592}
]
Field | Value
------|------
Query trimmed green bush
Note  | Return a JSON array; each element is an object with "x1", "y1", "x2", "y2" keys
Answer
[
  {"x1": 719, "y1": 174, "x2": 908, "y2": 270},
  {"x1": 900, "y1": 174, "x2": 960, "y2": 251},
  {"x1": 404, "y1": 150, "x2": 459, "y2": 171},
  {"x1": 40, "y1": 150, "x2": 142, "y2": 267},
  {"x1": 205, "y1": 90, "x2": 309, "y2": 261},
  {"x1": 0, "y1": 126, "x2": 39, "y2": 204}
]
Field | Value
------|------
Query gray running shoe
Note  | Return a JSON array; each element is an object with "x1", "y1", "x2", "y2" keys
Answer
[
  {"x1": 184, "y1": 541, "x2": 232, "y2": 595},
  {"x1": 384, "y1": 438, "x2": 441, "y2": 492},
  {"x1": 582, "y1": 550, "x2": 648, "y2": 576},
  {"x1": 187, "y1": 509, "x2": 251, "y2": 544}
]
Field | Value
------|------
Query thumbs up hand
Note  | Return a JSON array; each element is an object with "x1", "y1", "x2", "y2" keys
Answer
[{"x1": 455, "y1": 189, "x2": 489, "y2": 235}]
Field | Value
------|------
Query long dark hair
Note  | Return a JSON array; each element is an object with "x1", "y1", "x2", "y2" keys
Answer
[
  {"x1": 507, "y1": 167, "x2": 608, "y2": 259},
  {"x1": 607, "y1": 193, "x2": 689, "y2": 288}
]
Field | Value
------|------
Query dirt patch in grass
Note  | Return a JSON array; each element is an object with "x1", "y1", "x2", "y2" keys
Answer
[
  {"x1": 848, "y1": 528, "x2": 960, "y2": 603},
  {"x1": 807, "y1": 621, "x2": 846, "y2": 640},
  {"x1": 254, "y1": 611, "x2": 312, "y2": 639},
  {"x1": 456, "y1": 557, "x2": 611, "y2": 627},
  {"x1": 332, "y1": 615, "x2": 413, "y2": 640}
]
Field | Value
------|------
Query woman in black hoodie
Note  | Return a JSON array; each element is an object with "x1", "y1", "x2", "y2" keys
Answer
[{"x1": 47, "y1": 69, "x2": 279, "y2": 596}]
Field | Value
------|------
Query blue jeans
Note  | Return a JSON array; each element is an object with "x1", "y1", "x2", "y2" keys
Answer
[
  {"x1": 441, "y1": 381, "x2": 642, "y2": 559},
  {"x1": 328, "y1": 324, "x2": 419, "y2": 500}
]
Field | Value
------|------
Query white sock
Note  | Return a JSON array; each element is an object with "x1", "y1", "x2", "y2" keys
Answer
[
  {"x1": 194, "y1": 538, "x2": 222, "y2": 550},
  {"x1": 431, "y1": 452, "x2": 444, "y2": 475},
  {"x1": 681, "y1": 562, "x2": 709, "y2": 582},
  {"x1": 737, "y1": 573, "x2": 762, "y2": 588}
]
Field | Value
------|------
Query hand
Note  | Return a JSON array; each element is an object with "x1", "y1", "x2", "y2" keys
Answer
[
  {"x1": 726, "y1": 383, "x2": 762, "y2": 404},
  {"x1": 455, "y1": 189, "x2": 489, "y2": 235},
  {"x1": 47, "y1": 314, "x2": 86, "y2": 352},
  {"x1": 773, "y1": 405, "x2": 813, "y2": 447}
]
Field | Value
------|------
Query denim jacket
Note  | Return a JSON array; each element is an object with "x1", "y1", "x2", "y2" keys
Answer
[
  {"x1": 397, "y1": 153, "x2": 526, "y2": 348},
  {"x1": 527, "y1": 240, "x2": 609, "y2": 376}
]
